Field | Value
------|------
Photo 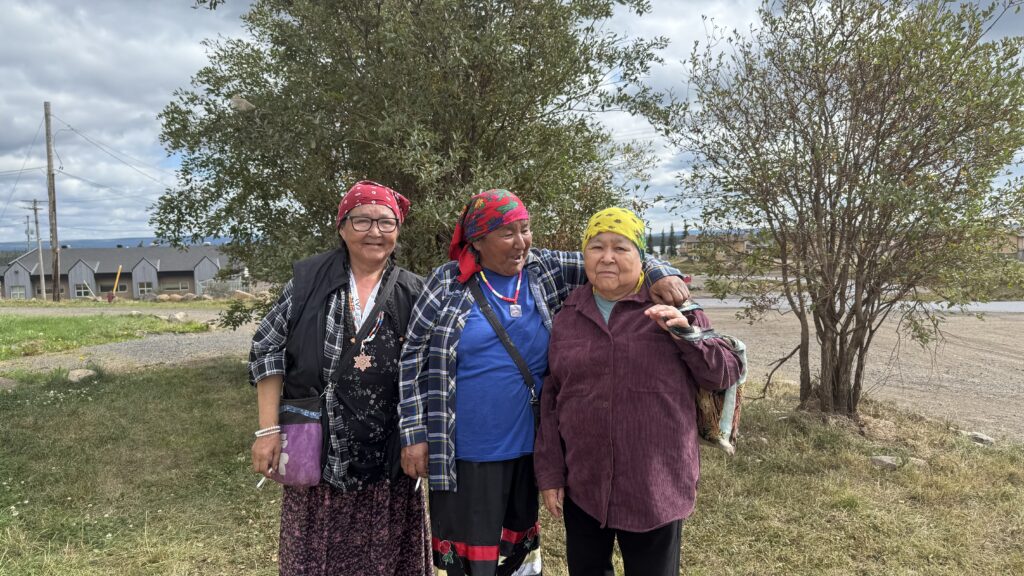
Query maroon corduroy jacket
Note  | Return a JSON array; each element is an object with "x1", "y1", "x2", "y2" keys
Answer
[{"x1": 534, "y1": 284, "x2": 741, "y2": 532}]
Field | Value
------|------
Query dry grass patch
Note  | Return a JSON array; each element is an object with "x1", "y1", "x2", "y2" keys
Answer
[{"x1": 0, "y1": 366, "x2": 1021, "y2": 575}]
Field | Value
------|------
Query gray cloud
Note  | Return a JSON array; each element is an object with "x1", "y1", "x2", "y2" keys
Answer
[
  {"x1": 0, "y1": 0, "x2": 246, "y2": 242},
  {"x1": 1, "y1": 0, "x2": 1020, "y2": 242}
]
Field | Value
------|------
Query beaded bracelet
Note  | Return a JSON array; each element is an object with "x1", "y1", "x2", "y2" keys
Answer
[{"x1": 254, "y1": 425, "x2": 281, "y2": 438}]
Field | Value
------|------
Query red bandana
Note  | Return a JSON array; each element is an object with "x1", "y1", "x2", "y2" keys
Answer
[
  {"x1": 447, "y1": 189, "x2": 530, "y2": 283},
  {"x1": 335, "y1": 180, "x2": 411, "y2": 227}
]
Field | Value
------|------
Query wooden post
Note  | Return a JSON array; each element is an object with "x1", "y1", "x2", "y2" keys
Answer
[{"x1": 44, "y1": 102, "x2": 61, "y2": 301}]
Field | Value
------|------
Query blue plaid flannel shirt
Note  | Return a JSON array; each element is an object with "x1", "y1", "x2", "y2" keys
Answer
[{"x1": 398, "y1": 248, "x2": 681, "y2": 491}]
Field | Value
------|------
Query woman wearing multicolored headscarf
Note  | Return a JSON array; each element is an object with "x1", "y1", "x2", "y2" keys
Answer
[
  {"x1": 249, "y1": 181, "x2": 432, "y2": 575},
  {"x1": 398, "y1": 192, "x2": 690, "y2": 576},
  {"x1": 533, "y1": 208, "x2": 742, "y2": 576}
]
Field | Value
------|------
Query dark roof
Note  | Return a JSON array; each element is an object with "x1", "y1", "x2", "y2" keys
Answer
[{"x1": 8, "y1": 244, "x2": 228, "y2": 276}]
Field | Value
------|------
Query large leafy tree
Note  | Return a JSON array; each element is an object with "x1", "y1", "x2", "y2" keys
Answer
[
  {"x1": 669, "y1": 0, "x2": 1024, "y2": 415},
  {"x1": 157, "y1": 0, "x2": 665, "y2": 290}
]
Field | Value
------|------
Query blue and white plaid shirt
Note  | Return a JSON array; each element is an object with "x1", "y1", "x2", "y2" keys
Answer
[{"x1": 398, "y1": 248, "x2": 680, "y2": 491}]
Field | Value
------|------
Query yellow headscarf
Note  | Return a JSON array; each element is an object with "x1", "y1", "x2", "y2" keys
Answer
[{"x1": 582, "y1": 207, "x2": 647, "y2": 293}]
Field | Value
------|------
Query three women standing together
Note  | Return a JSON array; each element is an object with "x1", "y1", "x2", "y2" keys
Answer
[{"x1": 250, "y1": 184, "x2": 740, "y2": 576}]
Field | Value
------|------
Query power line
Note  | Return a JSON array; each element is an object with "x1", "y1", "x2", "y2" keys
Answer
[
  {"x1": 0, "y1": 166, "x2": 46, "y2": 177},
  {"x1": 0, "y1": 117, "x2": 45, "y2": 225},
  {"x1": 50, "y1": 115, "x2": 175, "y2": 187},
  {"x1": 56, "y1": 169, "x2": 164, "y2": 201}
]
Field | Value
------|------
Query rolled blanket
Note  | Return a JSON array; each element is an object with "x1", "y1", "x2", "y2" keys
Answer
[{"x1": 679, "y1": 302, "x2": 747, "y2": 455}]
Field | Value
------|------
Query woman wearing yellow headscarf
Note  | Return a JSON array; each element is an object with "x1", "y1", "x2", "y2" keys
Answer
[{"x1": 534, "y1": 208, "x2": 742, "y2": 576}]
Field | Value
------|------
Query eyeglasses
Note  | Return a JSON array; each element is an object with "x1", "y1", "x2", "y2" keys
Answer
[{"x1": 345, "y1": 216, "x2": 399, "y2": 233}]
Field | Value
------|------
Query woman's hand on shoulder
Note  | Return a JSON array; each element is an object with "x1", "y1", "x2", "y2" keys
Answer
[
  {"x1": 644, "y1": 304, "x2": 691, "y2": 335},
  {"x1": 649, "y1": 276, "x2": 690, "y2": 306}
]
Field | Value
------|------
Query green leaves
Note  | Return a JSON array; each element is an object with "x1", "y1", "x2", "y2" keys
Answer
[
  {"x1": 159, "y1": 0, "x2": 665, "y2": 282},
  {"x1": 667, "y1": 0, "x2": 1024, "y2": 413}
]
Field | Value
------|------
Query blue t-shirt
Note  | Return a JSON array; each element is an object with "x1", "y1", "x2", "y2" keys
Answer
[{"x1": 454, "y1": 269, "x2": 550, "y2": 461}]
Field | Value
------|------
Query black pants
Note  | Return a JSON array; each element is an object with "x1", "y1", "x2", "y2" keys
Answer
[
  {"x1": 563, "y1": 495, "x2": 682, "y2": 576},
  {"x1": 428, "y1": 456, "x2": 541, "y2": 576}
]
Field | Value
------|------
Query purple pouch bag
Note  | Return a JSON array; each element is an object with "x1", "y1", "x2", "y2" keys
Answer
[{"x1": 271, "y1": 396, "x2": 323, "y2": 487}]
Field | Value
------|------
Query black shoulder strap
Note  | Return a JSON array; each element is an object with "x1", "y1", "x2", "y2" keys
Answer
[{"x1": 467, "y1": 275, "x2": 538, "y2": 406}]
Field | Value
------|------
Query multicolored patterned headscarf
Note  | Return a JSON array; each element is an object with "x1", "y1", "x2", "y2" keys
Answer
[
  {"x1": 335, "y1": 180, "x2": 411, "y2": 228},
  {"x1": 447, "y1": 189, "x2": 530, "y2": 283},
  {"x1": 582, "y1": 207, "x2": 647, "y2": 292}
]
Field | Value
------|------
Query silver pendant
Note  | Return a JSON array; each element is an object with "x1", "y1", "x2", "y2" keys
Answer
[
  {"x1": 510, "y1": 304, "x2": 522, "y2": 318},
  {"x1": 353, "y1": 353, "x2": 373, "y2": 371}
]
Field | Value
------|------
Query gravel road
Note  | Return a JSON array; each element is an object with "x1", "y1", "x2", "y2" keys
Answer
[
  {"x1": 2, "y1": 304, "x2": 1022, "y2": 442},
  {"x1": 0, "y1": 308, "x2": 254, "y2": 373}
]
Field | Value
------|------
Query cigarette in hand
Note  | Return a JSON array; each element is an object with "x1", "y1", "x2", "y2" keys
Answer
[
  {"x1": 414, "y1": 477, "x2": 421, "y2": 491},
  {"x1": 256, "y1": 468, "x2": 274, "y2": 489}
]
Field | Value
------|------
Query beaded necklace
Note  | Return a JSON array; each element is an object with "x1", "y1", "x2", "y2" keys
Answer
[{"x1": 478, "y1": 268, "x2": 523, "y2": 317}]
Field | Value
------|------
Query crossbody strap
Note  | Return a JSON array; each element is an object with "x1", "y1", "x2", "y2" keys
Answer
[{"x1": 467, "y1": 275, "x2": 538, "y2": 407}]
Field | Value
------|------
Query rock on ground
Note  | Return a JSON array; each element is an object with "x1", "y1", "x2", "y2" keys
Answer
[
  {"x1": 68, "y1": 369, "x2": 97, "y2": 383},
  {"x1": 870, "y1": 455, "x2": 902, "y2": 470}
]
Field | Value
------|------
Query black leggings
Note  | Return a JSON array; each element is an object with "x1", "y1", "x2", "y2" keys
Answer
[{"x1": 563, "y1": 495, "x2": 682, "y2": 576}]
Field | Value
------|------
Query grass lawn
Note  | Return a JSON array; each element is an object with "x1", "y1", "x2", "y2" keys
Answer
[
  {"x1": 1, "y1": 361, "x2": 1022, "y2": 575},
  {"x1": 0, "y1": 299, "x2": 228, "y2": 311},
  {"x1": 0, "y1": 316, "x2": 209, "y2": 362}
]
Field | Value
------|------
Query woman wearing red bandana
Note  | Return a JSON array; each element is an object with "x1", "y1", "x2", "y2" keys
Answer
[
  {"x1": 249, "y1": 181, "x2": 432, "y2": 575},
  {"x1": 398, "y1": 189, "x2": 690, "y2": 576}
]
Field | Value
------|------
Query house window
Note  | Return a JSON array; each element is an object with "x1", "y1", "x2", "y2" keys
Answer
[
  {"x1": 99, "y1": 283, "x2": 128, "y2": 293},
  {"x1": 137, "y1": 282, "x2": 155, "y2": 295},
  {"x1": 36, "y1": 286, "x2": 65, "y2": 295},
  {"x1": 74, "y1": 283, "x2": 91, "y2": 298},
  {"x1": 161, "y1": 280, "x2": 190, "y2": 292},
  {"x1": 10, "y1": 286, "x2": 26, "y2": 299}
]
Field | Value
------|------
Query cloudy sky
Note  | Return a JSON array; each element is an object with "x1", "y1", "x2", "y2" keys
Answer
[{"x1": 0, "y1": 0, "x2": 1021, "y2": 245}]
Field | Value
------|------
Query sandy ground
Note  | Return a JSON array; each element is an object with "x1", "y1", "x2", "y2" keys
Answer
[
  {"x1": 709, "y1": 309, "x2": 1024, "y2": 442},
  {"x1": 2, "y1": 304, "x2": 1022, "y2": 442}
]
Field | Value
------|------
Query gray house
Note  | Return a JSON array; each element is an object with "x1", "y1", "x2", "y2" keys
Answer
[{"x1": 2, "y1": 244, "x2": 231, "y2": 300}]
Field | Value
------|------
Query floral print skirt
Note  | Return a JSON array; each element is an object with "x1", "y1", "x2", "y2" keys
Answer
[{"x1": 278, "y1": 475, "x2": 431, "y2": 576}]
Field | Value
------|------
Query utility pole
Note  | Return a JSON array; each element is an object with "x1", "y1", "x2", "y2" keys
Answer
[
  {"x1": 24, "y1": 215, "x2": 31, "y2": 253},
  {"x1": 44, "y1": 101, "x2": 61, "y2": 301},
  {"x1": 30, "y1": 200, "x2": 46, "y2": 300}
]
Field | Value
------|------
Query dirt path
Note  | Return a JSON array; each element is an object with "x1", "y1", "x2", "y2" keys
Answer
[
  {"x1": 2, "y1": 305, "x2": 1022, "y2": 442},
  {"x1": 709, "y1": 309, "x2": 1024, "y2": 442}
]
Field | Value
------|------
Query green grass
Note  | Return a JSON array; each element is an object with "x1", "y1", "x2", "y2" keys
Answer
[
  {"x1": 0, "y1": 361, "x2": 276, "y2": 575},
  {"x1": 1, "y1": 363, "x2": 1021, "y2": 575},
  {"x1": 0, "y1": 315, "x2": 209, "y2": 361},
  {"x1": 0, "y1": 299, "x2": 227, "y2": 310}
]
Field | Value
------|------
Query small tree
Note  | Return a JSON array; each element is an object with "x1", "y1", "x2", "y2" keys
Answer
[
  {"x1": 667, "y1": 223, "x2": 677, "y2": 257},
  {"x1": 659, "y1": 228, "x2": 667, "y2": 256},
  {"x1": 670, "y1": 0, "x2": 1024, "y2": 415},
  {"x1": 159, "y1": 0, "x2": 668, "y2": 290},
  {"x1": 645, "y1": 231, "x2": 654, "y2": 255}
]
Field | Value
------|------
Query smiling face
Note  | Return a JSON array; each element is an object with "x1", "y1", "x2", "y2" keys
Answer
[
  {"x1": 471, "y1": 219, "x2": 532, "y2": 276},
  {"x1": 338, "y1": 203, "x2": 399, "y2": 270},
  {"x1": 584, "y1": 232, "x2": 643, "y2": 301}
]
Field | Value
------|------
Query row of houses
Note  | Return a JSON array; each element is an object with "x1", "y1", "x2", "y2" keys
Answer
[{"x1": 1, "y1": 244, "x2": 230, "y2": 300}]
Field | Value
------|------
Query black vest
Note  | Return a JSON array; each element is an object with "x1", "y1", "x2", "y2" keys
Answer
[{"x1": 282, "y1": 247, "x2": 423, "y2": 399}]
